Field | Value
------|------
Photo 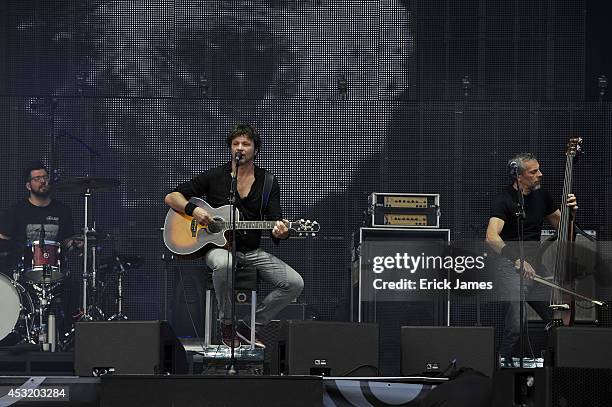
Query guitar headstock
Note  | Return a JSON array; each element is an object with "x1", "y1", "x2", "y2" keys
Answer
[
  {"x1": 566, "y1": 136, "x2": 582, "y2": 157},
  {"x1": 289, "y1": 219, "x2": 320, "y2": 237}
]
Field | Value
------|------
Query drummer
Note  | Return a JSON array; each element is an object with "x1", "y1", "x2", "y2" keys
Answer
[{"x1": 0, "y1": 161, "x2": 76, "y2": 273}]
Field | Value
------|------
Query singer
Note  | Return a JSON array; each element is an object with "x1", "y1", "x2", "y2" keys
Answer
[
  {"x1": 484, "y1": 153, "x2": 577, "y2": 364},
  {"x1": 164, "y1": 124, "x2": 303, "y2": 348}
]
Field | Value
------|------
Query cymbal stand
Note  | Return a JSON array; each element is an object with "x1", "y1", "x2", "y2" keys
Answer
[
  {"x1": 80, "y1": 187, "x2": 92, "y2": 320},
  {"x1": 108, "y1": 256, "x2": 128, "y2": 320},
  {"x1": 86, "y1": 232, "x2": 105, "y2": 320}
]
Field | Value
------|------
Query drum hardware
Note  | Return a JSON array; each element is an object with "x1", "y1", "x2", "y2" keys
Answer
[
  {"x1": 54, "y1": 176, "x2": 121, "y2": 193},
  {"x1": 12, "y1": 264, "x2": 21, "y2": 282},
  {"x1": 55, "y1": 176, "x2": 120, "y2": 323},
  {"x1": 66, "y1": 230, "x2": 111, "y2": 246},
  {"x1": 66, "y1": 229, "x2": 111, "y2": 321},
  {"x1": 43, "y1": 314, "x2": 56, "y2": 352},
  {"x1": 2, "y1": 174, "x2": 120, "y2": 351},
  {"x1": 56, "y1": 234, "x2": 117, "y2": 352},
  {"x1": 19, "y1": 223, "x2": 65, "y2": 284},
  {"x1": 22, "y1": 240, "x2": 63, "y2": 283},
  {"x1": 107, "y1": 257, "x2": 128, "y2": 321},
  {"x1": 0, "y1": 273, "x2": 36, "y2": 346},
  {"x1": 104, "y1": 255, "x2": 143, "y2": 321},
  {"x1": 86, "y1": 226, "x2": 105, "y2": 320},
  {"x1": 29, "y1": 280, "x2": 62, "y2": 351},
  {"x1": 17, "y1": 227, "x2": 67, "y2": 349}
]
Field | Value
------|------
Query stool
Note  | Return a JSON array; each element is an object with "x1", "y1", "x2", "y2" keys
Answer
[{"x1": 204, "y1": 261, "x2": 258, "y2": 349}]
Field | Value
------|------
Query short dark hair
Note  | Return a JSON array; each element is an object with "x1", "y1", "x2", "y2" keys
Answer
[
  {"x1": 225, "y1": 124, "x2": 261, "y2": 153},
  {"x1": 507, "y1": 153, "x2": 537, "y2": 177},
  {"x1": 23, "y1": 160, "x2": 48, "y2": 181}
]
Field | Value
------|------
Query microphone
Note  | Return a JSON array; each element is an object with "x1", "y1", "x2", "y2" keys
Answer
[{"x1": 234, "y1": 152, "x2": 243, "y2": 163}]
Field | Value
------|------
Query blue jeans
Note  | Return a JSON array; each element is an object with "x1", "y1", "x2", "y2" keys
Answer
[{"x1": 204, "y1": 247, "x2": 304, "y2": 326}]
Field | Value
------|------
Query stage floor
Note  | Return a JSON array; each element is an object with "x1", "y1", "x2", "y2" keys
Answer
[{"x1": 0, "y1": 374, "x2": 444, "y2": 407}]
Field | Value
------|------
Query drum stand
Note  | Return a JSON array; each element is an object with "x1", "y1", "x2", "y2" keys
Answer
[
  {"x1": 80, "y1": 188, "x2": 93, "y2": 321},
  {"x1": 86, "y1": 234, "x2": 105, "y2": 320},
  {"x1": 74, "y1": 189, "x2": 104, "y2": 320},
  {"x1": 59, "y1": 190, "x2": 101, "y2": 350},
  {"x1": 108, "y1": 257, "x2": 128, "y2": 321},
  {"x1": 52, "y1": 175, "x2": 120, "y2": 351},
  {"x1": 34, "y1": 266, "x2": 57, "y2": 351}
]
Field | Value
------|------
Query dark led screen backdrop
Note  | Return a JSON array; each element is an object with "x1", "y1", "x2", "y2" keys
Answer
[{"x1": 1, "y1": 0, "x2": 611, "y2": 374}]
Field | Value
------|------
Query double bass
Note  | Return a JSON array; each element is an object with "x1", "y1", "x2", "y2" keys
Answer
[{"x1": 540, "y1": 137, "x2": 604, "y2": 325}]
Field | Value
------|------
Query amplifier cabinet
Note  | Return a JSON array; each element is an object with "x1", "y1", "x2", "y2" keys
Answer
[
  {"x1": 75, "y1": 321, "x2": 187, "y2": 376},
  {"x1": 351, "y1": 227, "x2": 451, "y2": 323},
  {"x1": 271, "y1": 320, "x2": 378, "y2": 377},
  {"x1": 549, "y1": 327, "x2": 612, "y2": 369},
  {"x1": 493, "y1": 367, "x2": 612, "y2": 407},
  {"x1": 400, "y1": 326, "x2": 495, "y2": 377}
]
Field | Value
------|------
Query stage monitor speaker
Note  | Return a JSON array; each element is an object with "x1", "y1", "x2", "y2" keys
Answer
[
  {"x1": 549, "y1": 326, "x2": 612, "y2": 369},
  {"x1": 75, "y1": 321, "x2": 187, "y2": 376},
  {"x1": 271, "y1": 320, "x2": 378, "y2": 376},
  {"x1": 400, "y1": 326, "x2": 495, "y2": 377},
  {"x1": 492, "y1": 367, "x2": 612, "y2": 407}
]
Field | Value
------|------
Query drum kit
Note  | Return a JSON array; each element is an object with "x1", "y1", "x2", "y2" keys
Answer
[{"x1": 0, "y1": 176, "x2": 142, "y2": 351}]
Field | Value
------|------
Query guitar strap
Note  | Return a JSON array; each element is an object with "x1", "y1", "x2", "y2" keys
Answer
[{"x1": 260, "y1": 171, "x2": 275, "y2": 219}]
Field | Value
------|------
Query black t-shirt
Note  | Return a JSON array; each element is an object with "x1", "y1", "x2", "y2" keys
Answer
[
  {"x1": 0, "y1": 199, "x2": 75, "y2": 266},
  {"x1": 491, "y1": 185, "x2": 556, "y2": 242},
  {"x1": 172, "y1": 162, "x2": 282, "y2": 252}
]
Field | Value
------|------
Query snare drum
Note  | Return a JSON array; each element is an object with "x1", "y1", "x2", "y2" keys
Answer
[
  {"x1": 0, "y1": 273, "x2": 34, "y2": 344},
  {"x1": 22, "y1": 240, "x2": 63, "y2": 283}
]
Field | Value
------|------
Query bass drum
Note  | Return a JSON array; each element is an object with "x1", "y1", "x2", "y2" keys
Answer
[{"x1": 0, "y1": 273, "x2": 35, "y2": 345}]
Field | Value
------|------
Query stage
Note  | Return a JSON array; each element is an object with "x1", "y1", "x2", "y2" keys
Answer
[
  {"x1": 2, "y1": 0, "x2": 612, "y2": 406},
  {"x1": 2, "y1": 342, "x2": 612, "y2": 406},
  {"x1": 0, "y1": 373, "x2": 444, "y2": 407}
]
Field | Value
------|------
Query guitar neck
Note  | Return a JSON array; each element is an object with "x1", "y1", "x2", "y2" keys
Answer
[{"x1": 220, "y1": 220, "x2": 279, "y2": 230}]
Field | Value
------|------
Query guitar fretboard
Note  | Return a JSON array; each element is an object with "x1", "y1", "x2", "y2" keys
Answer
[{"x1": 217, "y1": 221, "x2": 280, "y2": 230}]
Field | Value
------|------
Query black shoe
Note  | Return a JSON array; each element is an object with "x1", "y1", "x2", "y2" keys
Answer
[
  {"x1": 236, "y1": 321, "x2": 266, "y2": 349},
  {"x1": 221, "y1": 324, "x2": 241, "y2": 348}
]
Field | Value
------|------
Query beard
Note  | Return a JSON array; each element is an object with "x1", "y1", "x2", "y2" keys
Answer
[{"x1": 31, "y1": 186, "x2": 51, "y2": 198}]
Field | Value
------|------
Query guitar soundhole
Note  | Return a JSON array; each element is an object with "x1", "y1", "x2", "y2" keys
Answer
[{"x1": 207, "y1": 218, "x2": 224, "y2": 234}]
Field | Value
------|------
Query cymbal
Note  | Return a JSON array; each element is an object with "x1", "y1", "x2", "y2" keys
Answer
[
  {"x1": 99, "y1": 255, "x2": 145, "y2": 271},
  {"x1": 54, "y1": 176, "x2": 120, "y2": 192},
  {"x1": 66, "y1": 231, "x2": 112, "y2": 244}
]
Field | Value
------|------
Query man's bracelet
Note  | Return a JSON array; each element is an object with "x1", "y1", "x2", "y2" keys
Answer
[
  {"x1": 184, "y1": 202, "x2": 197, "y2": 216},
  {"x1": 500, "y1": 245, "x2": 519, "y2": 263}
]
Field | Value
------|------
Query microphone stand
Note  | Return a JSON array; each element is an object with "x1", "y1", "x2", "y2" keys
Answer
[
  {"x1": 38, "y1": 224, "x2": 53, "y2": 350},
  {"x1": 513, "y1": 176, "x2": 527, "y2": 369},
  {"x1": 40, "y1": 223, "x2": 48, "y2": 280},
  {"x1": 227, "y1": 154, "x2": 241, "y2": 375},
  {"x1": 46, "y1": 98, "x2": 59, "y2": 183},
  {"x1": 39, "y1": 225, "x2": 47, "y2": 347}
]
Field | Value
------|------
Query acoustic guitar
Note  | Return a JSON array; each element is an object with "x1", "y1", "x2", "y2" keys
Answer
[{"x1": 163, "y1": 197, "x2": 319, "y2": 255}]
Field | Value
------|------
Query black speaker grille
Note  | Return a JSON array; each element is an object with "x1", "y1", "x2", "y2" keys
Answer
[{"x1": 551, "y1": 367, "x2": 612, "y2": 407}]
